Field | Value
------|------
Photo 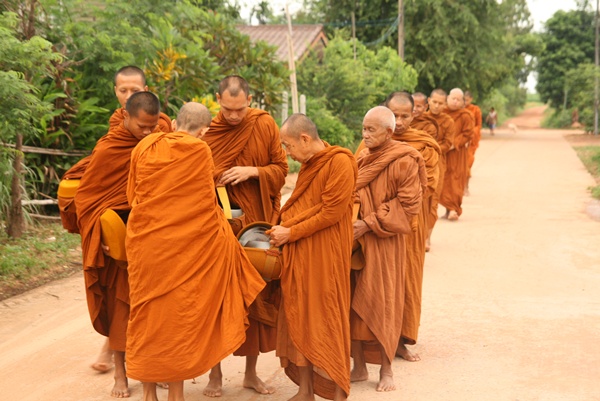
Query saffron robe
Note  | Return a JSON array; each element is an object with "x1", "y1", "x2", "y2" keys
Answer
[
  {"x1": 411, "y1": 114, "x2": 439, "y2": 139},
  {"x1": 204, "y1": 108, "x2": 288, "y2": 355},
  {"x1": 276, "y1": 145, "x2": 357, "y2": 400},
  {"x1": 440, "y1": 109, "x2": 474, "y2": 216},
  {"x1": 125, "y1": 132, "x2": 265, "y2": 382},
  {"x1": 74, "y1": 123, "x2": 141, "y2": 351},
  {"x1": 465, "y1": 103, "x2": 482, "y2": 177},
  {"x1": 352, "y1": 141, "x2": 424, "y2": 364}
]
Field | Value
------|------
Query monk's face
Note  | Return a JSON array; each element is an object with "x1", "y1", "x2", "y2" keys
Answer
[
  {"x1": 114, "y1": 74, "x2": 148, "y2": 109},
  {"x1": 465, "y1": 95, "x2": 473, "y2": 106},
  {"x1": 362, "y1": 115, "x2": 392, "y2": 149},
  {"x1": 281, "y1": 130, "x2": 310, "y2": 163},
  {"x1": 428, "y1": 93, "x2": 447, "y2": 115},
  {"x1": 413, "y1": 97, "x2": 428, "y2": 118},
  {"x1": 217, "y1": 90, "x2": 252, "y2": 126},
  {"x1": 447, "y1": 92, "x2": 465, "y2": 111},
  {"x1": 386, "y1": 99, "x2": 414, "y2": 135},
  {"x1": 124, "y1": 110, "x2": 160, "y2": 140}
]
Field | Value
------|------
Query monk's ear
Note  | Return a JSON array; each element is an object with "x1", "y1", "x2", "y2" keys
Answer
[
  {"x1": 172, "y1": 119, "x2": 177, "y2": 131},
  {"x1": 144, "y1": 85, "x2": 149, "y2": 92},
  {"x1": 246, "y1": 94, "x2": 252, "y2": 106},
  {"x1": 215, "y1": 93, "x2": 221, "y2": 103},
  {"x1": 198, "y1": 126, "x2": 210, "y2": 139}
]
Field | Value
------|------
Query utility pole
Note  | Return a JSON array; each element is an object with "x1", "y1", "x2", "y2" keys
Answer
[
  {"x1": 595, "y1": 0, "x2": 599, "y2": 135},
  {"x1": 398, "y1": 0, "x2": 404, "y2": 60}
]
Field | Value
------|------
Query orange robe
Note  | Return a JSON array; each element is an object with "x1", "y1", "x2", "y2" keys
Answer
[
  {"x1": 109, "y1": 107, "x2": 172, "y2": 133},
  {"x1": 125, "y1": 132, "x2": 265, "y2": 382},
  {"x1": 351, "y1": 141, "x2": 424, "y2": 365},
  {"x1": 465, "y1": 104, "x2": 482, "y2": 176},
  {"x1": 411, "y1": 114, "x2": 439, "y2": 139},
  {"x1": 390, "y1": 129, "x2": 438, "y2": 345},
  {"x1": 203, "y1": 108, "x2": 288, "y2": 356},
  {"x1": 74, "y1": 124, "x2": 141, "y2": 351},
  {"x1": 440, "y1": 109, "x2": 474, "y2": 216},
  {"x1": 276, "y1": 145, "x2": 357, "y2": 400},
  {"x1": 425, "y1": 111, "x2": 456, "y2": 233}
]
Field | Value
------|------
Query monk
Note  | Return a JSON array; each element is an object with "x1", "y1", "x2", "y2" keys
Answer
[
  {"x1": 350, "y1": 107, "x2": 424, "y2": 392},
  {"x1": 410, "y1": 92, "x2": 439, "y2": 139},
  {"x1": 440, "y1": 88, "x2": 474, "y2": 221},
  {"x1": 464, "y1": 91, "x2": 482, "y2": 196},
  {"x1": 202, "y1": 75, "x2": 288, "y2": 397},
  {"x1": 425, "y1": 89, "x2": 456, "y2": 251},
  {"x1": 74, "y1": 92, "x2": 162, "y2": 398},
  {"x1": 269, "y1": 113, "x2": 357, "y2": 401},
  {"x1": 125, "y1": 102, "x2": 266, "y2": 401}
]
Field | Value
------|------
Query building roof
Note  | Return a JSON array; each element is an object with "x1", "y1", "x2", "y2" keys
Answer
[{"x1": 237, "y1": 24, "x2": 327, "y2": 62}]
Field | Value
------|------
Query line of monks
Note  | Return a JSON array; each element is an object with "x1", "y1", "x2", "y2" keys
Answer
[{"x1": 59, "y1": 66, "x2": 482, "y2": 401}]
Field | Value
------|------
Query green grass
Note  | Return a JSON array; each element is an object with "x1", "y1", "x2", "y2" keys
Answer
[
  {"x1": 287, "y1": 156, "x2": 301, "y2": 174},
  {"x1": 0, "y1": 222, "x2": 80, "y2": 281},
  {"x1": 526, "y1": 93, "x2": 541, "y2": 103},
  {"x1": 574, "y1": 145, "x2": 600, "y2": 199}
]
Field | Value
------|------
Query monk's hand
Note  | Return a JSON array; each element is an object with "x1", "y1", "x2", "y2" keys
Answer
[
  {"x1": 353, "y1": 220, "x2": 370, "y2": 240},
  {"x1": 268, "y1": 225, "x2": 291, "y2": 247},
  {"x1": 220, "y1": 166, "x2": 259, "y2": 185},
  {"x1": 101, "y1": 242, "x2": 110, "y2": 255}
]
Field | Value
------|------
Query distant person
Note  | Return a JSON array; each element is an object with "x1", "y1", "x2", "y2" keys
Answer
[
  {"x1": 125, "y1": 102, "x2": 265, "y2": 401},
  {"x1": 486, "y1": 107, "x2": 498, "y2": 136}
]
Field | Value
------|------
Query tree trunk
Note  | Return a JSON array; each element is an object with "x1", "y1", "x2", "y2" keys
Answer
[{"x1": 7, "y1": 133, "x2": 25, "y2": 238}]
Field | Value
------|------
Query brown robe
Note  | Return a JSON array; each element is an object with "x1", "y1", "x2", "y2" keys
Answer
[
  {"x1": 440, "y1": 109, "x2": 474, "y2": 216},
  {"x1": 276, "y1": 145, "x2": 357, "y2": 400},
  {"x1": 411, "y1": 114, "x2": 439, "y2": 139},
  {"x1": 351, "y1": 140, "x2": 424, "y2": 365},
  {"x1": 466, "y1": 103, "x2": 482, "y2": 176},
  {"x1": 74, "y1": 123, "x2": 141, "y2": 351},
  {"x1": 125, "y1": 132, "x2": 265, "y2": 382},
  {"x1": 425, "y1": 111, "x2": 456, "y2": 233},
  {"x1": 390, "y1": 129, "x2": 439, "y2": 345},
  {"x1": 203, "y1": 108, "x2": 288, "y2": 356}
]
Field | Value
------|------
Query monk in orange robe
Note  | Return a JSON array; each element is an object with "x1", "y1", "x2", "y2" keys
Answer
[
  {"x1": 425, "y1": 89, "x2": 456, "y2": 250},
  {"x1": 74, "y1": 92, "x2": 162, "y2": 398},
  {"x1": 464, "y1": 90, "x2": 482, "y2": 195},
  {"x1": 269, "y1": 113, "x2": 357, "y2": 401},
  {"x1": 202, "y1": 75, "x2": 288, "y2": 397},
  {"x1": 440, "y1": 88, "x2": 474, "y2": 221},
  {"x1": 410, "y1": 92, "x2": 439, "y2": 139},
  {"x1": 350, "y1": 107, "x2": 424, "y2": 392},
  {"x1": 58, "y1": 66, "x2": 172, "y2": 376},
  {"x1": 125, "y1": 102, "x2": 265, "y2": 401}
]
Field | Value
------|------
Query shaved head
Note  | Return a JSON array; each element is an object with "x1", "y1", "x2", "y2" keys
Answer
[
  {"x1": 126, "y1": 91, "x2": 160, "y2": 117},
  {"x1": 281, "y1": 113, "x2": 319, "y2": 140},
  {"x1": 384, "y1": 91, "x2": 414, "y2": 110},
  {"x1": 464, "y1": 90, "x2": 473, "y2": 98},
  {"x1": 447, "y1": 88, "x2": 465, "y2": 111},
  {"x1": 364, "y1": 106, "x2": 396, "y2": 131},
  {"x1": 176, "y1": 102, "x2": 212, "y2": 133},
  {"x1": 430, "y1": 88, "x2": 447, "y2": 98},
  {"x1": 218, "y1": 75, "x2": 250, "y2": 98},
  {"x1": 412, "y1": 92, "x2": 427, "y2": 103},
  {"x1": 114, "y1": 66, "x2": 146, "y2": 86}
]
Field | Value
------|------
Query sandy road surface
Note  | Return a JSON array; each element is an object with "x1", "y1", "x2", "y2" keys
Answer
[{"x1": 1, "y1": 108, "x2": 600, "y2": 401}]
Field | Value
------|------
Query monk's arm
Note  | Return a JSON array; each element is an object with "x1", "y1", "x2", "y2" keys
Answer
[
  {"x1": 440, "y1": 122, "x2": 455, "y2": 154},
  {"x1": 455, "y1": 116, "x2": 474, "y2": 148},
  {"x1": 363, "y1": 158, "x2": 422, "y2": 236},
  {"x1": 422, "y1": 147, "x2": 439, "y2": 196},
  {"x1": 287, "y1": 155, "x2": 355, "y2": 242}
]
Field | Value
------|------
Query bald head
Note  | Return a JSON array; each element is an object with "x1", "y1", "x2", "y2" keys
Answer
[
  {"x1": 428, "y1": 89, "x2": 448, "y2": 115},
  {"x1": 364, "y1": 106, "x2": 396, "y2": 131},
  {"x1": 175, "y1": 102, "x2": 212, "y2": 136},
  {"x1": 447, "y1": 88, "x2": 465, "y2": 111},
  {"x1": 384, "y1": 91, "x2": 414, "y2": 110},
  {"x1": 218, "y1": 75, "x2": 250, "y2": 98},
  {"x1": 412, "y1": 92, "x2": 428, "y2": 118},
  {"x1": 430, "y1": 88, "x2": 447, "y2": 98},
  {"x1": 362, "y1": 106, "x2": 395, "y2": 149},
  {"x1": 281, "y1": 113, "x2": 319, "y2": 140},
  {"x1": 126, "y1": 91, "x2": 160, "y2": 117},
  {"x1": 114, "y1": 66, "x2": 146, "y2": 86}
]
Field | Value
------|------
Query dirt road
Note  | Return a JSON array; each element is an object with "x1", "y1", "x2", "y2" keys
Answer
[{"x1": 1, "y1": 107, "x2": 600, "y2": 401}]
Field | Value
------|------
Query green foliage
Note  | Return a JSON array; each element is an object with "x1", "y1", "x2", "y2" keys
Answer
[
  {"x1": 541, "y1": 108, "x2": 573, "y2": 129},
  {"x1": 536, "y1": 7, "x2": 595, "y2": 109},
  {"x1": 574, "y1": 145, "x2": 600, "y2": 199},
  {"x1": 287, "y1": 157, "x2": 301, "y2": 174},
  {"x1": 563, "y1": 63, "x2": 599, "y2": 132},
  {"x1": 298, "y1": 35, "x2": 417, "y2": 142}
]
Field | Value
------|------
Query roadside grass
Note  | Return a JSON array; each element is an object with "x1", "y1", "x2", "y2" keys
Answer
[
  {"x1": 0, "y1": 222, "x2": 81, "y2": 300},
  {"x1": 573, "y1": 145, "x2": 600, "y2": 199}
]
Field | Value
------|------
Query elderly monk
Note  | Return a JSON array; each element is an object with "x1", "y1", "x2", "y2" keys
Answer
[
  {"x1": 125, "y1": 102, "x2": 265, "y2": 401},
  {"x1": 410, "y1": 92, "x2": 439, "y2": 139},
  {"x1": 464, "y1": 91, "x2": 482, "y2": 196},
  {"x1": 269, "y1": 113, "x2": 357, "y2": 401},
  {"x1": 202, "y1": 75, "x2": 288, "y2": 397},
  {"x1": 440, "y1": 88, "x2": 474, "y2": 221},
  {"x1": 75, "y1": 92, "x2": 161, "y2": 398},
  {"x1": 350, "y1": 107, "x2": 424, "y2": 392},
  {"x1": 424, "y1": 89, "x2": 456, "y2": 251}
]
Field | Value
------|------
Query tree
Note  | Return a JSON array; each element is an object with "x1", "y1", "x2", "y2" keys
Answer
[{"x1": 536, "y1": 6, "x2": 595, "y2": 109}]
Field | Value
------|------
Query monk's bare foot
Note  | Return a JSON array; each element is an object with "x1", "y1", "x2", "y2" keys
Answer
[
  {"x1": 448, "y1": 210, "x2": 459, "y2": 221},
  {"x1": 157, "y1": 382, "x2": 169, "y2": 389},
  {"x1": 464, "y1": 187, "x2": 470, "y2": 197},
  {"x1": 425, "y1": 238, "x2": 431, "y2": 252},
  {"x1": 92, "y1": 339, "x2": 113, "y2": 373},
  {"x1": 111, "y1": 376, "x2": 130, "y2": 398},
  {"x1": 91, "y1": 361, "x2": 113, "y2": 373},
  {"x1": 376, "y1": 373, "x2": 396, "y2": 392},
  {"x1": 288, "y1": 392, "x2": 315, "y2": 401},
  {"x1": 243, "y1": 374, "x2": 275, "y2": 394},
  {"x1": 396, "y1": 342, "x2": 421, "y2": 362},
  {"x1": 203, "y1": 371, "x2": 222, "y2": 397},
  {"x1": 350, "y1": 365, "x2": 368, "y2": 382}
]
